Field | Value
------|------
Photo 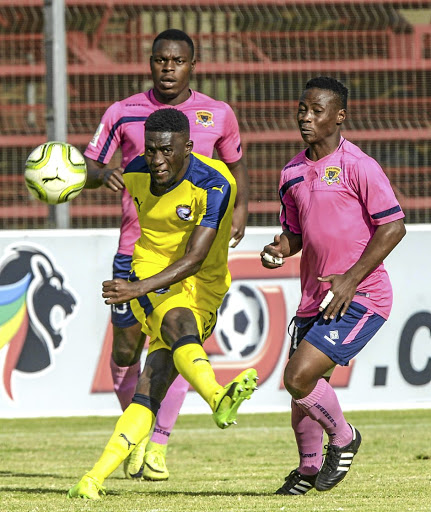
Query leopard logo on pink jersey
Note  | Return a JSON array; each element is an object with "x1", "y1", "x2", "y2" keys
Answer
[
  {"x1": 321, "y1": 166, "x2": 341, "y2": 185},
  {"x1": 195, "y1": 110, "x2": 214, "y2": 128}
]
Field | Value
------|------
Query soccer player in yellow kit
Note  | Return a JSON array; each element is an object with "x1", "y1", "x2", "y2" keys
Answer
[{"x1": 68, "y1": 108, "x2": 258, "y2": 500}]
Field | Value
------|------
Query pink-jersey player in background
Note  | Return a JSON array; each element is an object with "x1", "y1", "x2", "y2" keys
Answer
[
  {"x1": 261, "y1": 76, "x2": 405, "y2": 496},
  {"x1": 84, "y1": 29, "x2": 248, "y2": 481}
]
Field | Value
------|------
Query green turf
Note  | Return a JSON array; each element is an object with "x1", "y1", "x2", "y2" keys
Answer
[{"x1": 0, "y1": 410, "x2": 430, "y2": 511}]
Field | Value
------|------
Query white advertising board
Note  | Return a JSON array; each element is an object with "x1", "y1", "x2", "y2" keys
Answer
[{"x1": 0, "y1": 226, "x2": 430, "y2": 418}]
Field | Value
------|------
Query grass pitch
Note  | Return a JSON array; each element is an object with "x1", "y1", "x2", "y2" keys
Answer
[{"x1": 0, "y1": 409, "x2": 430, "y2": 512}]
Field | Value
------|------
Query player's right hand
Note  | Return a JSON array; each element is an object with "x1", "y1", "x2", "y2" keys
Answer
[
  {"x1": 260, "y1": 234, "x2": 284, "y2": 268},
  {"x1": 102, "y1": 167, "x2": 125, "y2": 192},
  {"x1": 102, "y1": 278, "x2": 139, "y2": 304}
]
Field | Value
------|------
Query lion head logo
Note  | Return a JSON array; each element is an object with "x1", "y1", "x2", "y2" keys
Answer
[{"x1": 0, "y1": 244, "x2": 78, "y2": 400}]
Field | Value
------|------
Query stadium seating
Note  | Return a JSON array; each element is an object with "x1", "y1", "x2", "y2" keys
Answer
[{"x1": 1, "y1": 0, "x2": 430, "y2": 228}]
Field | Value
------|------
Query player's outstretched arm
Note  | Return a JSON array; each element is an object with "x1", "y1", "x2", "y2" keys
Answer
[
  {"x1": 226, "y1": 159, "x2": 248, "y2": 247},
  {"x1": 84, "y1": 156, "x2": 125, "y2": 192},
  {"x1": 318, "y1": 219, "x2": 406, "y2": 319},
  {"x1": 261, "y1": 230, "x2": 302, "y2": 268},
  {"x1": 102, "y1": 225, "x2": 218, "y2": 305}
]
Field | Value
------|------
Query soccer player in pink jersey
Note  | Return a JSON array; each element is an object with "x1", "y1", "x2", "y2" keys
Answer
[
  {"x1": 261, "y1": 76, "x2": 406, "y2": 495},
  {"x1": 83, "y1": 29, "x2": 248, "y2": 481}
]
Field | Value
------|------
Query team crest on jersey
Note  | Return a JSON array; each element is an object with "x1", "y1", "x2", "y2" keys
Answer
[
  {"x1": 195, "y1": 111, "x2": 214, "y2": 128},
  {"x1": 176, "y1": 204, "x2": 192, "y2": 221},
  {"x1": 321, "y1": 166, "x2": 342, "y2": 185}
]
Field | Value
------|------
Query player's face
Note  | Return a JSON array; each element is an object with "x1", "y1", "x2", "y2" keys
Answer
[
  {"x1": 150, "y1": 40, "x2": 196, "y2": 105},
  {"x1": 144, "y1": 131, "x2": 193, "y2": 191},
  {"x1": 297, "y1": 88, "x2": 346, "y2": 145}
]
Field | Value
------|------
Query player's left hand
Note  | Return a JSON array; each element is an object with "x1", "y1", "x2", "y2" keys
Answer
[
  {"x1": 317, "y1": 273, "x2": 358, "y2": 320},
  {"x1": 102, "y1": 278, "x2": 140, "y2": 305}
]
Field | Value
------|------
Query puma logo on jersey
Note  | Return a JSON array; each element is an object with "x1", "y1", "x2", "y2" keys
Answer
[
  {"x1": 212, "y1": 185, "x2": 224, "y2": 194},
  {"x1": 134, "y1": 197, "x2": 143, "y2": 212}
]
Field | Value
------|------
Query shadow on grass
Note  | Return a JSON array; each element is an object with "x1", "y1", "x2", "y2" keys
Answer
[
  {"x1": 134, "y1": 490, "x2": 272, "y2": 497},
  {"x1": 0, "y1": 471, "x2": 273, "y2": 497},
  {"x1": 0, "y1": 487, "x2": 70, "y2": 495},
  {"x1": 0, "y1": 485, "x2": 271, "y2": 498},
  {"x1": 0, "y1": 470, "x2": 68, "y2": 479}
]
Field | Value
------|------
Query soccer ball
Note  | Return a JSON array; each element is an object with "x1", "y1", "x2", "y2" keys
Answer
[
  {"x1": 24, "y1": 141, "x2": 87, "y2": 205},
  {"x1": 215, "y1": 283, "x2": 266, "y2": 360}
]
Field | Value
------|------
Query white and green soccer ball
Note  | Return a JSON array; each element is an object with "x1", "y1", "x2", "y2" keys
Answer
[{"x1": 24, "y1": 141, "x2": 87, "y2": 205}]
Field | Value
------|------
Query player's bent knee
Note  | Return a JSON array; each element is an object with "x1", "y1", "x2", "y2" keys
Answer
[
  {"x1": 161, "y1": 307, "x2": 199, "y2": 345},
  {"x1": 283, "y1": 366, "x2": 309, "y2": 399},
  {"x1": 112, "y1": 325, "x2": 143, "y2": 366}
]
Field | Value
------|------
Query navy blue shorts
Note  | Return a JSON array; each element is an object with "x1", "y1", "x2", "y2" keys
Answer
[
  {"x1": 111, "y1": 253, "x2": 139, "y2": 328},
  {"x1": 289, "y1": 301, "x2": 385, "y2": 366}
]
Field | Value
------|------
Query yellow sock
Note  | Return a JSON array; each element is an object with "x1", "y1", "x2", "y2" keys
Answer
[
  {"x1": 87, "y1": 403, "x2": 155, "y2": 483},
  {"x1": 173, "y1": 343, "x2": 221, "y2": 408}
]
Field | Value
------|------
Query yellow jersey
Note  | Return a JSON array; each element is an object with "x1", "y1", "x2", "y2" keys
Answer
[{"x1": 123, "y1": 152, "x2": 237, "y2": 310}]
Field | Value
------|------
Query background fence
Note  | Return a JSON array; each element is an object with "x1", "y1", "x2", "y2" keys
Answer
[{"x1": 1, "y1": 0, "x2": 431, "y2": 229}]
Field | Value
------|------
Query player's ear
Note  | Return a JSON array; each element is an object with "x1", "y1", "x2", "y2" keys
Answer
[
  {"x1": 185, "y1": 140, "x2": 193, "y2": 156},
  {"x1": 190, "y1": 59, "x2": 196, "y2": 73},
  {"x1": 336, "y1": 108, "x2": 346, "y2": 125}
]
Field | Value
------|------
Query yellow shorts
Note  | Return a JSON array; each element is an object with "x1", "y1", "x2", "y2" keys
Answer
[{"x1": 130, "y1": 278, "x2": 221, "y2": 355}]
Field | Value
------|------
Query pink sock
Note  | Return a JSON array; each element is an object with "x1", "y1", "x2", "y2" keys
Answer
[
  {"x1": 151, "y1": 374, "x2": 190, "y2": 445},
  {"x1": 294, "y1": 378, "x2": 353, "y2": 447},
  {"x1": 110, "y1": 356, "x2": 140, "y2": 411},
  {"x1": 291, "y1": 399, "x2": 323, "y2": 475}
]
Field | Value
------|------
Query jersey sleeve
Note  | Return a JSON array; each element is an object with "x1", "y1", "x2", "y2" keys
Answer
[
  {"x1": 84, "y1": 102, "x2": 122, "y2": 164},
  {"x1": 214, "y1": 103, "x2": 243, "y2": 163},
  {"x1": 123, "y1": 154, "x2": 148, "y2": 198},
  {"x1": 353, "y1": 157, "x2": 405, "y2": 226},
  {"x1": 279, "y1": 173, "x2": 302, "y2": 234},
  {"x1": 196, "y1": 176, "x2": 232, "y2": 230},
  {"x1": 124, "y1": 153, "x2": 146, "y2": 174}
]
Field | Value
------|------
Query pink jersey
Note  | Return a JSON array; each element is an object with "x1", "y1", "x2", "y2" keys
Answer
[
  {"x1": 84, "y1": 89, "x2": 243, "y2": 255},
  {"x1": 279, "y1": 137, "x2": 405, "y2": 319}
]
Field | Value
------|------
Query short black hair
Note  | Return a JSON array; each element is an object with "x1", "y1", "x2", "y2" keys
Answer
[
  {"x1": 145, "y1": 108, "x2": 190, "y2": 137},
  {"x1": 152, "y1": 29, "x2": 195, "y2": 59},
  {"x1": 305, "y1": 76, "x2": 348, "y2": 109}
]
